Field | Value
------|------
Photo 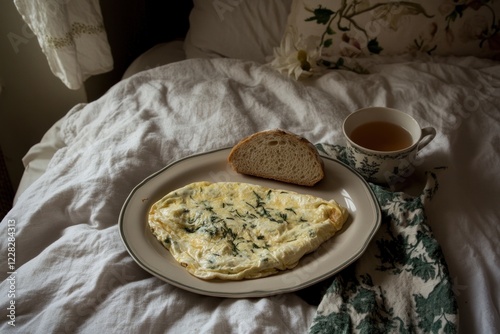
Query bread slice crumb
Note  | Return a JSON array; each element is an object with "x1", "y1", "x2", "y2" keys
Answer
[{"x1": 227, "y1": 129, "x2": 324, "y2": 186}]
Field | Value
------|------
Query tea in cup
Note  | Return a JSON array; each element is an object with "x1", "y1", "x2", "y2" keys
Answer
[{"x1": 342, "y1": 107, "x2": 436, "y2": 185}]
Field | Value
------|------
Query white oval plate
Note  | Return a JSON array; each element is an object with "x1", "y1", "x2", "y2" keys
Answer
[{"x1": 119, "y1": 148, "x2": 381, "y2": 298}]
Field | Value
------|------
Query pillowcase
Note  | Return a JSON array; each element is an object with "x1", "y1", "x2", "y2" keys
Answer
[
  {"x1": 284, "y1": 0, "x2": 500, "y2": 60},
  {"x1": 184, "y1": 0, "x2": 293, "y2": 63}
]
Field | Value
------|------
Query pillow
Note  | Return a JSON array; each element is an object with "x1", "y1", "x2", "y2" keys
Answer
[
  {"x1": 284, "y1": 0, "x2": 500, "y2": 60},
  {"x1": 184, "y1": 0, "x2": 293, "y2": 63},
  {"x1": 122, "y1": 41, "x2": 186, "y2": 79}
]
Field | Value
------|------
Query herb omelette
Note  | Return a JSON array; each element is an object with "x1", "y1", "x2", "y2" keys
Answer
[{"x1": 148, "y1": 181, "x2": 349, "y2": 280}]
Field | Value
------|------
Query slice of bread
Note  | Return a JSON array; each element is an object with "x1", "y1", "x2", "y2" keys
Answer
[{"x1": 227, "y1": 129, "x2": 324, "y2": 186}]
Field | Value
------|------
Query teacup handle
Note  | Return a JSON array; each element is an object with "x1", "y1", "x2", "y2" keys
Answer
[{"x1": 417, "y1": 127, "x2": 436, "y2": 151}]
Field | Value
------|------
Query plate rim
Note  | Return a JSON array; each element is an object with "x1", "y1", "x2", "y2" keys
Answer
[{"x1": 119, "y1": 147, "x2": 381, "y2": 298}]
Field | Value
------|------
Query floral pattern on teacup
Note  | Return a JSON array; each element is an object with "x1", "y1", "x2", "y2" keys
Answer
[{"x1": 346, "y1": 143, "x2": 416, "y2": 184}]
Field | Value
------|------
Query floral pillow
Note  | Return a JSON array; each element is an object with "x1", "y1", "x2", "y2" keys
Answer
[{"x1": 281, "y1": 0, "x2": 500, "y2": 66}]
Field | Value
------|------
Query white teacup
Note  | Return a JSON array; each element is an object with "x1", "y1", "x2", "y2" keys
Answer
[{"x1": 342, "y1": 107, "x2": 436, "y2": 185}]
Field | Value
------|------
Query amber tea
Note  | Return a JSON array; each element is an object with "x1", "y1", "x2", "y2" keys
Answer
[{"x1": 349, "y1": 121, "x2": 413, "y2": 151}]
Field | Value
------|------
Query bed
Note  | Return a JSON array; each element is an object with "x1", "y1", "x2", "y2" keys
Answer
[{"x1": 2, "y1": 1, "x2": 499, "y2": 333}]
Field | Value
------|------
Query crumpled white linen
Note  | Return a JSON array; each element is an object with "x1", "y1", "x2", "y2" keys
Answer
[
  {"x1": 1, "y1": 57, "x2": 499, "y2": 333},
  {"x1": 14, "y1": 0, "x2": 113, "y2": 90}
]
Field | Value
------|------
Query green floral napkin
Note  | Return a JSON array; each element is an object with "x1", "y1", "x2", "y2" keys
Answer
[{"x1": 307, "y1": 144, "x2": 458, "y2": 333}]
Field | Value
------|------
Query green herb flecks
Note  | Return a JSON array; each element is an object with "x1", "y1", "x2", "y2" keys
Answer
[{"x1": 278, "y1": 212, "x2": 288, "y2": 223}]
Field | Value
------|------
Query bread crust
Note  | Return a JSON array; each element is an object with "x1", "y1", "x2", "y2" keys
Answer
[{"x1": 227, "y1": 129, "x2": 325, "y2": 186}]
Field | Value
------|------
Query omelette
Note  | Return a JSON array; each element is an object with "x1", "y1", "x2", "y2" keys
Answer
[{"x1": 148, "y1": 181, "x2": 349, "y2": 280}]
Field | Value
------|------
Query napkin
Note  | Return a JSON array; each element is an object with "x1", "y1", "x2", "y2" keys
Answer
[{"x1": 307, "y1": 144, "x2": 458, "y2": 333}]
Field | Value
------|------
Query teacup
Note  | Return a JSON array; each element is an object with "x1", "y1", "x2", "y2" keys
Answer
[{"x1": 342, "y1": 107, "x2": 436, "y2": 185}]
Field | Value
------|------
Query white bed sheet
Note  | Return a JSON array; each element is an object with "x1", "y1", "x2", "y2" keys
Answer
[{"x1": 3, "y1": 55, "x2": 499, "y2": 333}]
